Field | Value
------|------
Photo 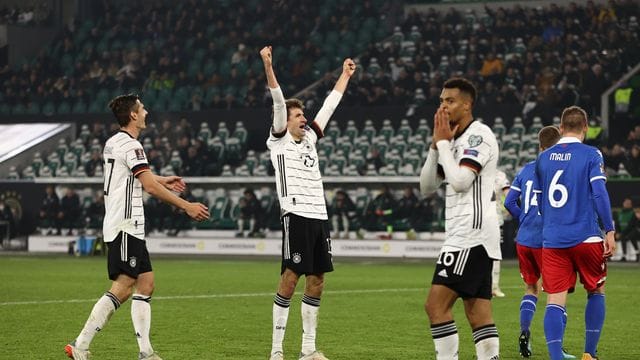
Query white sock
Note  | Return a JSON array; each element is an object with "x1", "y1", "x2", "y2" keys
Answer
[
  {"x1": 301, "y1": 294, "x2": 321, "y2": 355},
  {"x1": 492, "y1": 261, "x2": 501, "y2": 290},
  {"x1": 272, "y1": 293, "x2": 291, "y2": 354},
  {"x1": 250, "y1": 218, "x2": 256, "y2": 233},
  {"x1": 238, "y1": 219, "x2": 244, "y2": 233},
  {"x1": 76, "y1": 292, "x2": 120, "y2": 350},
  {"x1": 473, "y1": 324, "x2": 500, "y2": 360},
  {"x1": 431, "y1": 320, "x2": 459, "y2": 360},
  {"x1": 132, "y1": 294, "x2": 153, "y2": 356}
]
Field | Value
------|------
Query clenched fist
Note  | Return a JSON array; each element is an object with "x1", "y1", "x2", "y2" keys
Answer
[
  {"x1": 260, "y1": 46, "x2": 272, "y2": 66},
  {"x1": 343, "y1": 58, "x2": 356, "y2": 77}
]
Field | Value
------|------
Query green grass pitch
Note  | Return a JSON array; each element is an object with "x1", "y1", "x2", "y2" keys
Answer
[{"x1": 1, "y1": 256, "x2": 639, "y2": 359}]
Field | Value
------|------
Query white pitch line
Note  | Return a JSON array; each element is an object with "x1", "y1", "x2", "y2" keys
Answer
[{"x1": 0, "y1": 288, "x2": 425, "y2": 306}]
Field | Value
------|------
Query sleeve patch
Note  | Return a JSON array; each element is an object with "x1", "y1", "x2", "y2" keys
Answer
[
  {"x1": 134, "y1": 148, "x2": 146, "y2": 160},
  {"x1": 467, "y1": 135, "x2": 483, "y2": 147},
  {"x1": 463, "y1": 149, "x2": 479, "y2": 157}
]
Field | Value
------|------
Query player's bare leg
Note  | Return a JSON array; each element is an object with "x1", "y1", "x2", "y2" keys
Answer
[
  {"x1": 425, "y1": 285, "x2": 459, "y2": 360},
  {"x1": 463, "y1": 298, "x2": 499, "y2": 359}
]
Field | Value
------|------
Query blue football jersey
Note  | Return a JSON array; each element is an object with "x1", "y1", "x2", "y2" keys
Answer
[
  {"x1": 534, "y1": 137, "x2": 607, "y2": 248},
  {"x1": 509, "y1": 161, "x2": 542, "y2": 248}
]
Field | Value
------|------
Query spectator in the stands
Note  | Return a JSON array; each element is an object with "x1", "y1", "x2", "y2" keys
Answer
[
  {"x1": 182, "y1": 146, "x2": 203, "y2": 176},
  {"x1": 396, "y1": 186, "x2": 419, "y2": 240},
  {"x1": 84, "y1": 151, "x2": 103, "y2": 177},
  {"x1": 624, "y1": 144, "x2": 640, "y2": 177},
  {"x1": 604, "y1": 143, "x2": 626, "y2": 173},
  {"x1": 0, "y1": 199, "x2": 16, "y2": 241},
  {"x1": 58, "y1": 188, "x2": 81, "y2": 235},
  {"x1": 370, "y1": 185, "x2": 397, "y2": 239},
  {"x1": 39, "y1": 185, "x2": 59, "y2": 235},
  {"x1": 330, "y1": 190, "x2": 357, "y2": 239},
  {"x1": 235, "y1": 188, "x2": 264, "y2": 238},
  {"x1": 83, "y1": 192, "x2": 104, "y2": 230}
]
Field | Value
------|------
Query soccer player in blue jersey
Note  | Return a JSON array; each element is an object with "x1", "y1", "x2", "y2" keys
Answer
[
  {"x1": 534, "y1": 106, "x2": 616, "y2": 360},
  {"x1": 505, "y1": 126, "x2": 575, "y2": 359}
]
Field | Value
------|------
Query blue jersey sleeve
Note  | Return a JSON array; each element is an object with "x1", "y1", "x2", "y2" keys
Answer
[
  {"x1": 504, "y1": 188, "x2": 521, "y2": 219},
  {"x1": 589, "y1": 149, "x2": 607, "y2": 183},
  {"x1": 591, "y1": 179, "x2": 614, "y2": 232},
  {"x1": 505, "y1": 169, "x2": 523, "y2": 218}
]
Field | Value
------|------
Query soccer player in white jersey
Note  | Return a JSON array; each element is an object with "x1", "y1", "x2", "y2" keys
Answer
[
  {"x1": 261, "y1": 46, "x2": 355, "y2": 360},
  {"x1": 492, "y1": 170, "x2": 510, "y2": 298},
  {"x1": 65, "y1": 94, "x2": 209, "y2": 360},
  {"x1": 420, "y1": 78, "x2": 501, "y2": 360}
]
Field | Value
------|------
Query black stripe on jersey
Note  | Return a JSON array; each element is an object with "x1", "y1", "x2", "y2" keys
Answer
[
  {"x1": 309, "y1": 121, "x2": 324, "y2": 139},
  {"x1": 472, "y1": 178, "x2": 479, "y2": 229},
  {"x1": 277, "y1": 154, "x2": 287, "y2": 197},
  {"x1": 460, "y1": 158, "x2": 482, "y2": 173},
  {"x1": 125, "y1": 176, "x2": 134, "y2": 219},
  {"x1": 478, "y1": 176, "x2": 483, "y2": 228},
  {"x1": 124, "y1": 177, "x2": 130, "y2": 219}
]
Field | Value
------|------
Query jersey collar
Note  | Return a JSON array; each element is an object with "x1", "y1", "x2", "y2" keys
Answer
[
  {"x1": 453, "y1": 119, "x2": 476, "y2": 140},
  {"x1": 118, "y1": 130, "x2": 135, "y2": 139},
  {"x1": 557, "y1": 136, "x2": 581, "y2": 144}
]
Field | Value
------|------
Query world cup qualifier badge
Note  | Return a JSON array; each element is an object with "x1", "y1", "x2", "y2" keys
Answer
[
  {"x1": 468, "y1": 135, "x2": 483, "y2": 148},
  {"x1": 129, "y1": 256, "x2": 137, "y2": 268},
  {"x1": 292, "y1": 253, "x2": 302, "y2": 264}
]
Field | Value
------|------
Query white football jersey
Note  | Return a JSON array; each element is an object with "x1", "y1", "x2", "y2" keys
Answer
[
  {"x1": 439, "y1": 120, "x2": 501, "y2": 259},
  {"x1": 102, "y1": 131, "x2": 150, "y2": 242},
  {"x1": 267, "y1": 122, "x2": 327, "y2": 220},
  {"x1": 494, "y1": 170, "x2": 511, "y2": 225}
]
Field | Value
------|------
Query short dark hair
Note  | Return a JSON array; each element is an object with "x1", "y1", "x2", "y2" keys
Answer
[
  {"x1": 108, "y1": 94, "x2": 140, "y2": 127},
  {"x1": 560, "y1": 106, "x2": 588, "y2": 133},
  {"x1": 285, "y1": 98, "x2": 305, "y2": 118},
  {"x1": 538, "y1": 125, "x2": 561, "y2": 150},
  {"x1": 443, "y1": 78, "x2": 477, "y2": 105}
]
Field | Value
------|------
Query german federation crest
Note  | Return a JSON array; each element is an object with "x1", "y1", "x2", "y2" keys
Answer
[
  {"x1": 468, "y1": 135, "x2": 483, "y2": 148},
  {"x1": 129, "y1": 256, "x2": 137, "y2": 268}
]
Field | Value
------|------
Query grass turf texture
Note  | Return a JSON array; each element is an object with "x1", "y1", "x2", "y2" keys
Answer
[{"x1": 1, "y1": 256, "x2": 639, "y2": 359}]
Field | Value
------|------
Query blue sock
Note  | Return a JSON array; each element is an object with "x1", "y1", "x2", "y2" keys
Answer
[
  {"x1": 520, "y1": 294, "x2": 538, "y2": 332},
  {"x1": 585, "y1": 293, "x2": 605, "y2": 356},
  {"x1": 544, "y1": 304, "x2": 566, "y2": 360}
]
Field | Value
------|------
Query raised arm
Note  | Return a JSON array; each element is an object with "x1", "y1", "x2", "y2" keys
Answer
[
  {"x1": 314, "y1": 58, "x2": 356, "y2": 131},
  {"x1": 261, "y1": 46, "x2": 286, "y2": 134}
]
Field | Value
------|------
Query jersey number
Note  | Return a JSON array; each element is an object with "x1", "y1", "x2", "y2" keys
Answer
[
  {"x1": 523, "y1": 180, "x2": 538, "y2": 214},
  {"x1": 548, "y1": 170, "x2": 568, "y2": 208},
  {"x1": 104, "y1": 158, "x2": 115, "y2": 195}
]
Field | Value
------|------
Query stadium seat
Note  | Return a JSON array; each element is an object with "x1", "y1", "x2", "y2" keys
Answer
[
  {"x1": 343, "y1": 120, "x2": 359, "y2": 142},
  {"x1": 415, "y1": 118, "x2": 432, "y2": 140},
  {"x1": 493, "y1": 117, "x2": 506, "y2": 140},
  {"x1": 379, "y1": 119, "x2": 395, "y2": 142},
  {"x1": 221, "y1": 164, "x2": 234, "y2": 176},
  {"x1": 325, "y1": 124, "x2": 340, "y2": 140},
  {"x1": 397, "y1": 119, "x2": 413, "y2": 141},
  {"x1": 198, "y1": 122, "x2": 212, "y2": 143},
  {"x1": 232, "y1": 121, "x2": 248, "y2": 145},
  {"x1": 225, "y1": 137, "x2": 243, "y2": 165},
  {"x1": 216, "y1": 121, "x2": 229, "y2": 143},
  {"x1": 509, "y1": 117, "x2": 525, "y2": 140}
]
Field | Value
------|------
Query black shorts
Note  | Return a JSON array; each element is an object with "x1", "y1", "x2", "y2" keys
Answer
[
  {"x1": 431, "y1": 245, "x2": 492, "y2": 300},
  {"x1": 281, "y1": 213, "x2": 334, "y2": 275},
  {"x1": 106, "y1": 232, "x2": 152, "y2": 280}
]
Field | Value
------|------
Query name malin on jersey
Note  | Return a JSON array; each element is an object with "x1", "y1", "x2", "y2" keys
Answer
[{"x1": 550, "y1": 152, "x2": 571, "y2": 161}]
